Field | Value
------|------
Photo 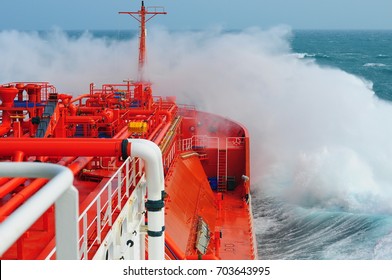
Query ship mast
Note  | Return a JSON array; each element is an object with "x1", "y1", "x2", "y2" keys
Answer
[{"x1": 119, "y1": 1, "x2": 167, "y2": 81}]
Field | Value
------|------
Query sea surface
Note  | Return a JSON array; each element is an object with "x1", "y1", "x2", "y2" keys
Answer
[
  {"x1": 1, "y1": 28, "x2": 392, "y2": 260},
  {"x1": 292, "y1": 30, "x2": 392, "y2": 100}
]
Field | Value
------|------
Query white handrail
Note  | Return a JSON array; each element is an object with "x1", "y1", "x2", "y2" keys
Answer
[
  {"x1": 75, "y1": 156, "x2": 140, "y2": 260},
  {"x1": 0, "y1": 162, "x2": 79, "y2": 259},
  {"x1": 128, "y1": 139, "x2": 165, "y2": 260}
]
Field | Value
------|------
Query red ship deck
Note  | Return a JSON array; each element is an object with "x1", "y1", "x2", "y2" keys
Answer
[{"x1": 218, "y1": 188, "x2": 256, "y2": 259}]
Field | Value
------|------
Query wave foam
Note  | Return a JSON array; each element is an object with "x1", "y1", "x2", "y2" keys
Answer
[{"x1": 363, "y1": 62, "x2": 387, "y2": 67}]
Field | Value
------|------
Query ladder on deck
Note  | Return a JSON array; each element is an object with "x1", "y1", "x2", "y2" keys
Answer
[
  {"x1": 35, "y1": 93, "x2": 58, "y2": 138},
  {"x1": 217, "y1": 148, "x2": 227, "y2": 192}
]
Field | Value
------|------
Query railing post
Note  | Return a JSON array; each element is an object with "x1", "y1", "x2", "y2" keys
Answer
[
  {"x1": 108, "y1": 181, "x2": 113, "y2": 226},
  {"x1": 117, "y1": 171, "x2": 122, "y2": 210},
  {"x1": 132, "y1": 158, "x2": 136, "y2": 186},
  {"x1": 83, "y1": 214, "x2": 88, "y2": 259},
  {"x1": 55, "y1": 186, "x2": 79, "y2": 259},
  {"x1": 126, "y1": 158, "x2": 130, "y2": 196},
  {"x1": 97, "y1": 197, "x2": 102, "y2": 244}
]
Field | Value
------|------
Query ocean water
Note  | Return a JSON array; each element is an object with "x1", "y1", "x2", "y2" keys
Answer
[
  {"x1": 1, "y1": 28, "x2": 392, "y2": 260},
  {"x1": 291, "y1": 30, "x2": 392, "y2": 100}
]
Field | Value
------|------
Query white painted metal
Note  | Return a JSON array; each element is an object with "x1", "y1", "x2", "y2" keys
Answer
[
  {"x1": 55, "y1": 186, "x2": 79, "y2": 259},
  {"x1": 76, "y1": 138, "x2": 165, "y2": 260},
  {"x1": 76, "y1": 156, "x2": 138, "y2": 259},
  {"x1": 0, "y1": 162, "x2": 78, "y2": 259},
  {"x1": 91, "y1": 176, "x2": 147, "y2": 260},
  {"x1": 128, "y1": 139, "x2": 165, "y2": 260}
]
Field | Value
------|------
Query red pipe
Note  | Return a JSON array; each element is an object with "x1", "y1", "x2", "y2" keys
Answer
[
  {"x1": 0, "y1": 138, "x2": 123, "y2": 157},
  {"x1": 0, "y1": 156, "x2": 93, "y2": 219},
  {"x1": 68, "y1": 104, "x2": 77, "y2": 116},
  {"x1": 67, "y1": 156, "x2": 93, "y2": 174},
  {"x1": 76, "y1": 107, "x2": 102, "y2": 113},
  {"x1": 13, "y1": 151, "x2": 24, "y2": 162},
  {"x1": 152, "y1": 121, "x2": 172, "y2": 145},
  {"x1": 0, "y1": 179, "x2": 45, "y2": 218},
  {"x1": 125, "y1": 109, "x2": 154, "y2": 115},
  {"x1": 12, "y1": 121, "x2": 22, "y2": 138},
  {"x1": 0, "y1": 122, "x2": 11, "y2": 136},
  {"x1": 0, "y1": 178, "x2": 27, "y2": 198},
  {"x1": 25, "y1": 84, "x2": 41, "y2": 103},
  {"x1": 0, "y1": 151, "x2": 25, "y2": 193},
  {"x1": 101, "y1": 109, "x2": 114, "y2": 123},
  {"x1": 0, "y1": 178, "x2": 10, "y2": 185},
  {"x1": 56, "y1": 156, "x2": 76, "y2": 166},
  {"x1": 158, "y1": 110, "x2": 172, "y2": 122},
  {"x1": 16, "y1": 83, "x2": 25, "y2": 101},
  {"x1": 0, "y1": 140, "x2": 125, "y2": 216},
  {"x1": 65, "y1": 116, "x2": 101, "y2": 124},
  {"x1": 113, "y1": 125, "x2": 132, "y2": 139},
  {"x1": 70, "y1": 93, "x2": 91, "y2": 104},
  {"x1": 0, "y1": 151, "x2": 27, "y2": 198},
  {"x1": 147, "y1": 120, "x2": 165, "y2": 141},
  {"x1": 0, "y1": 86, "x2": 18, "y2": 136}
]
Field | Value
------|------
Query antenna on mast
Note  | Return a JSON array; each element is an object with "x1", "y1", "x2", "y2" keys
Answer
[{"x1": 119, "y1": 1, "x2": 167, "y2": 81}]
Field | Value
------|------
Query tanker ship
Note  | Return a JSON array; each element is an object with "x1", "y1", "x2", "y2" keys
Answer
[{"x1": 0, "y1": 2, "x2": 257, "y2": 260}]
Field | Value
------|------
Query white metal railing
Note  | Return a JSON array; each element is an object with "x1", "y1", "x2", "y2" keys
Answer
[
  {"x1": 181, "y1": 136, "x2": 246, "y2": 189},
  {"x1": 92, "y1": 174, "x2": 147, "y2": 260},
  {"x1": 182, "y1": 137, "x2": 193, "y2": 151},
  {"x1": 44, "y1": 156, "x2": 145, "y2": 260},
  {"x1": 78, "y1": 139, "x2": 165, "y2": 260},
  {"x1": 0, "y1": 162, "x2": 78, "y2": 259},
  {"x1": 78, "y1": 156, "x2": 143, "y2": 259},
  {"x1": 182, "y1": 136, "x2": 245, "y2": 151},
  {"x1": 182, "y1": 135, "x2": 219, "y2": 151},
  {"x1": 163, "y1": 140, "x2": 177, "y2": 172}
]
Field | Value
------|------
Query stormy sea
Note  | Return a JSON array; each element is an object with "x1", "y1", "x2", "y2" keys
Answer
[
  {"x1": 1, "y1": 27, "x2": 392, "y2": 259},
  {"x1": 253, "y1": 30, "x2": 392, "y2": 259}
]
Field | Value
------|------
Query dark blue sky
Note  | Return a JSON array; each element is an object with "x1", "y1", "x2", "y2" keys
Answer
[{"x1": 1, "y1": 0, "x2": 392, "y2": 30}]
